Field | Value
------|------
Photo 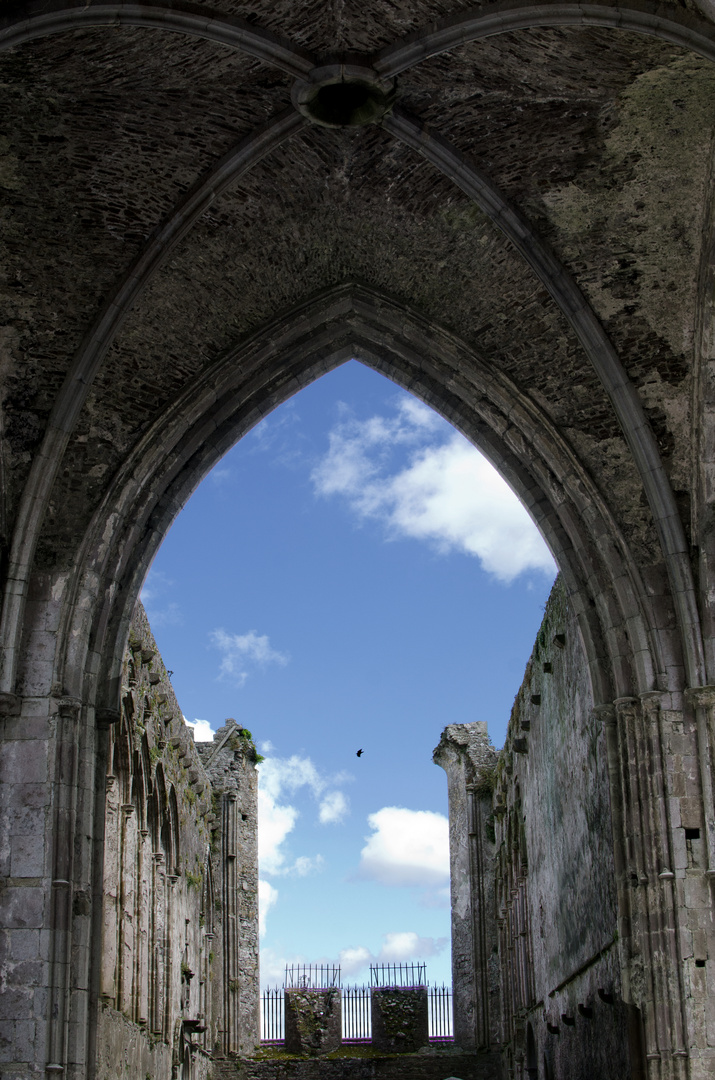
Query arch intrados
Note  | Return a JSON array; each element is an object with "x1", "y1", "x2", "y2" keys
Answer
[
  {"x1": 374, "y1": 0, "x2": 715, "y2": 75},
  {"x1": 3, "y1": 0, "x2": 715, "y2": 72},
  {"x1": 53, "y1": 286, "x2": 661, "y2": 724},
  {"x1": 2, "y1": 4, "x2": 705, "y2": 692},
  {"x1": 0, "y1": 0, "x2": 314, "y2": 76}
]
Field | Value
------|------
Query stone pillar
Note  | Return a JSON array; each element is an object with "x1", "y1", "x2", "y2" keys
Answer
[
  {"x1": 434, "y1": 721, "x2": 499, "y2": 1050},
  {"x1": 199, "y1": 717, "x2": 261, "y2": 1054},
  {"x1": 152, "y1": 852, "x2": 166, "y2": 1036},
  {"x1": 603, "y1": 695, "x2": 690, "y2": 1080},
  {"x1": 222, "y1": 790, "x2": 240, "y2": 1055},
  {"x1": 118, "y1": 803, "x2": 136, "y2": 1016},
  {"x1": 284, "y1": 989, "x2": 342, "y2": 1055},
  {"x1": 137, "y1": 828, "x2": 150, "y2": 1024},
  {"x1": 371, "y1": 986, "x2": 428, "y2": 1052},
  {"x1": 100, "y1": 775, "x2": 120, "y2": 1002}
]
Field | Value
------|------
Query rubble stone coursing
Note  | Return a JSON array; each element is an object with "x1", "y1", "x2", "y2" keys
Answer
[
  {"x1": 284, "y1": 990, "x2": 342, "y2": 1057},
  {"x1": 4, "y1": 1, "x2": 715, "y2": 1077},
  {"x1": 436, "y1": 577, "x2": 694, "y2": 1078},
  {"x1": 370, "y1": 987, "x2": 429, "y2": 1054},
  {"x1": 95, "y1": 603, "x2": 260, "y2": 1079}
]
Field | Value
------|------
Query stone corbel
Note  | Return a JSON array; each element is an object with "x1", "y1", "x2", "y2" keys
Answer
[
  {"x1": 96, "y1": 706, "x2": 121, "y2": 728},
  {"x1": 54, "y1": 696, "x2": 81, "y2": 720}
]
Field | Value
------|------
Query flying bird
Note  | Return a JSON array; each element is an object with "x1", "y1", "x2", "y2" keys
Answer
[{"x1": 356, "y1": 748, "x2": 363, "y2": 757}]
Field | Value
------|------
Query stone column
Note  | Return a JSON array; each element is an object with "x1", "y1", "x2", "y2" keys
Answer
[
  {"x1": 100, "y1": 775, "x2": 120, "y2": 1002},
  {"x1": 433, "y1": 721, "x2": 499, "y2": 1050},
  {"x1": 137, "y1": 828, "x2": 150, "y2": 1025},
  {"x1": 604, "y1": 696, "x2": 689, "y2": 1080},
  {"x1": 222, "y1": 790, "x2": 239, "y2": 1055},
  {"x1": 118, "y1": 803, "x2": 136, "y2": 1016},
  {"x1": 152, "y1": 852, "x2": 166, "y2": 1036}
]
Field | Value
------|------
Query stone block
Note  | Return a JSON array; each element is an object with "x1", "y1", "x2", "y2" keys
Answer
[
  {"x1": 0, "y1": 1021, "x2": 14, "y2": 1063},
  {"x1": 10, "y1": 833, "x2": 46, "y2": 877},
  {"x1": 11, "y1": 1021, "x2": 36, "y2": 1063},
  {"x1": 0, "y1": 986, "x2": 32, "y2": 1022},
  {"x1": 284, "y1": 989, "x2": 342, "y2": 1056},
  {"x1": 370, "y1": 986, "x2": 429, "y2": 1052},
  {"x1": 9, "y1": 929, "x2": 41, "y2": 963},
  {"x1": 0, "y1": 742, "x2": 48, "y2": 785},
  {"x1": 6, "y1": 959, "x2": 43, "y2": 987},
  {"x1": 0, "y1": 887, "x2": 44, "y2": 929}
]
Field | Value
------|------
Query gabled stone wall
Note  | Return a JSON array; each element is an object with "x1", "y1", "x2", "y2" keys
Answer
[{"x1": 95, "y1": 604, "x2": 259, "y2": 1079}]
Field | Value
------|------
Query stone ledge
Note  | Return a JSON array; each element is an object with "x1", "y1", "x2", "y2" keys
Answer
[{"x1": 215, "y1": 1046, "x2": 501, "y2": 1080}]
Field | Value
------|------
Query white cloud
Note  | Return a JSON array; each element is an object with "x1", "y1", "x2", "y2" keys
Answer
[
  {"x1": 260, "y1": 946, "x2": 309, "y2": 989},
  {"x1": 209, "y1": 466, "x2": 232, "y2": 485},
  {"x1": 260, "y1": 740, "x2": 275, "y2": 753},
  {"x1": 258, "y1": 755, "x2": 349, "y2": 877},
  {"x1": 337, "y1": 932, "x2": 448, "y2": 978},
  {"x1": 259, "y1": 879, "x2": 278, "y2": 938},
  {"x1": 292, "y1": 854, "x2": 325, "y2": 876},
  {"x1": 319, "y1": 791, "x2": 349, "y2": 825},
  {"x1": 209, "y1": 629, "x2": 288, "y2": 686},
  {"x1": 185, "y1": 718, "x2": 215, "y2": 742},
  {"x1": 358, "y1": 807, "x2": 449, "y2": 889},
  {"x1": 258, "y1": 786, "x2": 298, "y2": 875},
  {"x1": 339, "y1": 945, "x2": 373, "y2": 976},
  {"x1": 378, "y1": 931, "x2": 447, "y2": 962},
  {"x1": 311, "y1": 395, "x2": 556, "y2": 582}
]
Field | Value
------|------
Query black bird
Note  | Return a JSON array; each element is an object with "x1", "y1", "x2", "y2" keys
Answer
[{"x1": 356, "y1": 748, "x2": 364, "y2": 757}]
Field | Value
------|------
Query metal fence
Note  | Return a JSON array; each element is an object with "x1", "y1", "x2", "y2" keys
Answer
[
  {"x1": 261, "y1": 987, "x2": 284, "y2": 1042},
  {"x1": 285, "y1": 963, "x2": 340, "y2": 989},
  {"x1": 342, "y1": 985, "x2": 371, "y2": 1042},
  {"x1": 428, "y1": 984, "x2": 453, "y2": 1041},
  {"x1": 370, "y1": 962, "x2": 426, "y2": 987},
  {"x1": 259, "y1": 984, "x2": 453, "y2": 1043}
]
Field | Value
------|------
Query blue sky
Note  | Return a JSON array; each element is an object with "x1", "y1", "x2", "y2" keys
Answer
[{"x1": 142, "y1": 359, "x2": 556, "y2": 988}]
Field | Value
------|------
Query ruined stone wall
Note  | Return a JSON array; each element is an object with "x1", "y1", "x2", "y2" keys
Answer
[
  {"x1": 493, "y1": 578, "x2": 630, "y2": 1080},
  {"x1": 437, "y1": 578, "x2": 635, "y2": 1080},
  {"x1": 95, "y1": 604, "x2": 259, "y2": 1079}
]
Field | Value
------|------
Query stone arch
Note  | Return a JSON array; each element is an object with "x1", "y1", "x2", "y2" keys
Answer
[
  {"x1": 46, "y1": 283, "x2": 675, "y2": 751},
  {"x1": 2, "y1": 2, "x2": 715, "y2": 1073},
  {"x1": 2, "y1": 0, "x2": 715, "y2": 701}
]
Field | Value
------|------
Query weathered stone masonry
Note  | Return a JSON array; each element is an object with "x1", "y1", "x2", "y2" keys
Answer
[
  {"x1": 437, "y1": 577, "x2": 715, "y2": 1079},
  {"x1": 4, "y1": 0, "x2": 715, "y2": 1076},
  {"x1": 94, "y1": 604, "x2": 259, "y2": 1079}
]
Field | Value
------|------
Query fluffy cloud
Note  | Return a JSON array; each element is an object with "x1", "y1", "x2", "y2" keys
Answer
[
  {"x1": 209, "y1": 629, "x2": 288, "y2": 686},
  {"x1": 358, "y1": 807, "x2": 449, "y2": 888},
  {"x1": 259, "y1": 879, "x2": 278, "y2": 938},
  {"x1": 258, "y1": 755, "x2": 350, "y2": 876},
  {"x1": 378, "y1": 931, "x2": 447, "y2": 962},
  {"x1": 185, "y1": 718, "x2": 216, "y2": 742},
  {"x1": 311, "y1": 395, "x2": 556, "y2": 582},
  {"x1": 338, "y1": 932, "x2": 448, "y2": 978},
  {"x1": 319, "y1": 791, "x2": 349, "y2": 825},
  {"x1": 339, "y1": 945, "x2": 373, "y2": 976}
]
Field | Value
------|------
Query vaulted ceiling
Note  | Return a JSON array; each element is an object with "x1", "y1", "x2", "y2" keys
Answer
[{"x1": 2, "y1": 0, "x2": 715, "y2": 701}]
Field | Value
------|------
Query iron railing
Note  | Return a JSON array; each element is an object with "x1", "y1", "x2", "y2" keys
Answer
[
  {"x1": 284, "y1": 963, "x2": 340, "y2": 989},
  {"x1": 259, "y1": 982, "x2": 453, "y2": 1043},
  {"x1": 428, "y1": 984, "x2": 453, "y2": 1040},
  {"x1": 370, "y1": 962, "x2": 426, "y2": 987},
  {"x1": 261, "y1": 987, "x2": 284, "y2": 1042},
  {"x1": 342, "y1": 985, "x2": 371, "y2": 1042}
]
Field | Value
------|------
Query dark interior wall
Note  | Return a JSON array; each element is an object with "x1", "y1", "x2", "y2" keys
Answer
[{"x1": 493, "y1": 578, "x2": 633, "y2": 1079}]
